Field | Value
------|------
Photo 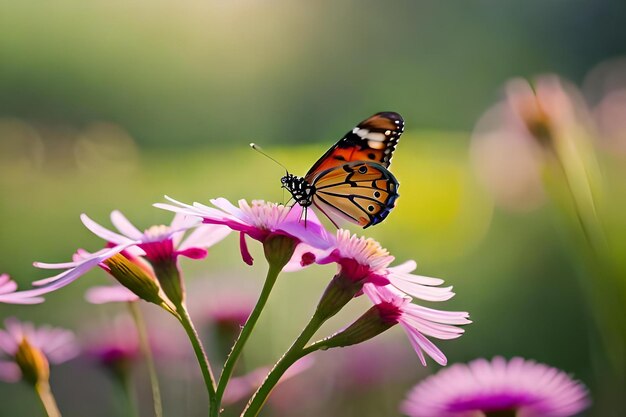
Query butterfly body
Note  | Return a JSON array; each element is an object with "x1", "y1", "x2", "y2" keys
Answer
[
  {"x1": 283, "y1": 112, "x2": 404, "y2": 228},
  {"x1": 281, "y1": 174, "x2": 315, "y2": 207}
]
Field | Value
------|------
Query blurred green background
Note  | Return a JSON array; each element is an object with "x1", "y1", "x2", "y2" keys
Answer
[{"x1": 1, "y1": 1, "x2": 625, "y2": 416}]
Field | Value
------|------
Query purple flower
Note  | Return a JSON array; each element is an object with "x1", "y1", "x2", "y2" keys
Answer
[
  {"x1": 0, "y1": 318, "x2": 78, "y2": 383},
  {"x1": 401, "y1": 356, "x2": 590, "y2": 417},
  {"x1": 154, "y1": 197, "x2": 331, "y2": 265}
]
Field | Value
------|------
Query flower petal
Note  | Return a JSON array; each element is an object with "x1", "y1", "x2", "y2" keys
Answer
[
  {"x1": 239, "y1": 232, "x2": 254, "y2": 266},
  {"x1": 110, "y1": 210, "x2": 144, "y2": 240},
  {"x1": 81, "y1": 214, "x2": 136, "y2": 245},
  {"x1": 179, "y1": 224, "x2": 231, "y2": 251}
]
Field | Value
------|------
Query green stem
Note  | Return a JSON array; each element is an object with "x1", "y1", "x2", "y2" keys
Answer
[
  {"x1": 118, "y1": 372, "x2": 140, "y2": 417},
  {"x1": 212, "y1": 262, "x2": 283, "y2": 416},
  {"x1": 35, "y1": 381, "x2": 62, "y2": 417},
  {"x1": 128, "y1": 302, "x2": 163, "y2": 417},
  {"x1": 177, "y1": 303, "x2": 217, "y2": 410},
  {"x1": 241, "y1": 313, "x2": 325, "y2": 417},
  {"x1": 550, "y1": 152, "x2": 625, "y2": 374}
]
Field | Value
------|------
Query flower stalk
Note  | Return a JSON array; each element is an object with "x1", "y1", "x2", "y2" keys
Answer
[
  {"x1": 241, "y1": 311, "x2": 325, "y2": 417},
  {"x1": 241, "y1": 268, "x2": 367, "y2": 417},
  {"x1": 176, "y1": 303, "x2": 217, "y2": 408},
  {"x1": 212, "y1": 235, "x2": 296, "y2": 416},
  {"x1": 35, "y1": 381, "x2": 62, "y2": 417},
  {"x1": 128, "y1": 302, "x2": 162, "y2": 417}
]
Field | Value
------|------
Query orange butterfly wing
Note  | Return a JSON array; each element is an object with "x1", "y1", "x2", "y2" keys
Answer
[
  {"x1": 310, "y1": 162, "x2": 399, "y2": 228},
  {"x1": 304, "y1": 112, "x2": 404, "y2": 183}
]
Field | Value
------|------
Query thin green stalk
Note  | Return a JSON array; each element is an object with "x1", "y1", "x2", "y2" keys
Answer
[
  {"x1": 128, "y1": 302, "x2": 163, "y2": 417},
  {"x1": 241, "y1": 313, "x2": 325, "y2": 417},
  {"x1": 35, "y1": 381, "x2": 61, "y2": 417},
  {"x1": 118, "y1": 372, "x2": 141, "y2": 417},
  {"x1": 549, "y1": 152, "x2": 625, "y2": 372},
  {"x1": 177, "y1": 303, "x2": 217, "y2": 409},
  {"x1": 212, "y1": 262, "x2": 283, "y2": 415}
]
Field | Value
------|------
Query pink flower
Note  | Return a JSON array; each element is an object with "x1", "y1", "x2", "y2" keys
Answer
[
  {"x1": 201, "y1": 290, "x2": 255, "y2": 330},
  {"x1": 401, "y1": 356, "x2": 590, "y2": 417},
  {"x1": 154, "y1": 197, "x2": 331, "y2": 265},
  {"x1": 77, "y1": 210, "x2": 231, "y2": 263},
  {"x1": 290, "y1": 230, "x2": 457, "y2": 302},
  {"x1": 470, "y1": 75, "x2": 593, "y2": 212},
  {"x1": 291, "y1": 230, "x2": 469, "y2": 366},
  {"x1": 3, "y1": 211, "x2": 229, "y2": 304},
  {"x1": 0, "y1": 274, "x2": 44, "y2": 304},
  {"x1": 363, "y1": 284, "x2": 470, "y2": 366},
  {"x1": 0, "y1": 318, "x2": 78, "y2": 383},
  {"x1": 83, "y1": 316, "x2": 140, "y2": 376}
]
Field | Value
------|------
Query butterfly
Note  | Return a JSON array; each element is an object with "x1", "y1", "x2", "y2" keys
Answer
[{"x1": 282, "y1": 112, "x2": 403, "y2": 228}]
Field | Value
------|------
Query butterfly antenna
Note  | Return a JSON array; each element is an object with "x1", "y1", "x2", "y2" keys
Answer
[{"x1": 250, "y1": 143, "x2": 289, "y2": 173}]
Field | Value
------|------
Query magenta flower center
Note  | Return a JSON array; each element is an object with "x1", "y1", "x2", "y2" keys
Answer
[
  {"x1": 138, "y1": 226, "x2": 176, "y2": 262},
  {"x1": 446, "y1": 392, "x2": 541, "y2": 413},
  {"x1": 375, "y1": 301, "x2": 403, "y2": 324}
]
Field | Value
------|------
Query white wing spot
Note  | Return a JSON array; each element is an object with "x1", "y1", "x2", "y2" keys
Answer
[
  {"x1": 355, "y1": 128, "x2": 369, "y2": 138},
  {"x1": 365, "y1": 132, "x2": 386, "y2": 142}
]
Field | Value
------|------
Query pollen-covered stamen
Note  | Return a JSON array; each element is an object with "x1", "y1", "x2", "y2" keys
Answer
[
  {"x1": 143, "y1": 225, "x2": 172, "y2": 242},
  {"x1": 239, "y1": 200, "x2": 293, "y2": 231},
  {"x1": 333, "y1": 230, "x2": 395, "y2": 275}
]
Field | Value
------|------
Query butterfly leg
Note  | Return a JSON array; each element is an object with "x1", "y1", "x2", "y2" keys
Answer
[{"x1": 305, "y1": 205, "x2": 309, "y2": 228}]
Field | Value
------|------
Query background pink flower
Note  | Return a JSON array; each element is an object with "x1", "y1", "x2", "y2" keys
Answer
[
  {"x1": 402, "y1": 356, "x2": 590, "y2": 417},
  {"x1": 0, "y1": 318, "x2": 78, "y2": 383}
]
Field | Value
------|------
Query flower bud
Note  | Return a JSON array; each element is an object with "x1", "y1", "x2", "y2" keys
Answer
[
  {"x1": 315, "y1": 271, "x2": 365, "y2": 321},
  {"x1": 316, "y1": 302, "x2": 400, "y2": 349},
  {"x1": 103, "y1": 254, "x2": 163, "y2": 305},
  {"x1": 15, "y1": 338, "x2": 50, "y2": 386}
]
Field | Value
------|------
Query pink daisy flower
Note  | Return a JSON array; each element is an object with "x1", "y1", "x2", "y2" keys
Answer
[
  {"x1": 0, "y1": 317, "x2": 78, "y2": 383},
  {"x1": 291, "y1": 229, "x2": 469, "y2": 366},
  {"x1": 401, "y1": 356, "x2": 590, "y2": 417},
  {"x1": 289, "y1": 230, "x2": 456, "y2": 302},
  {"x1": 2, "y1": 211, "x2": 229, "y2": 304},
  {"x1": 154, "y1": 197, "x2": 331, "y2": 265},
  {"x1": 363, "y1": 284, "x2": 470, "y2": 366}
]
